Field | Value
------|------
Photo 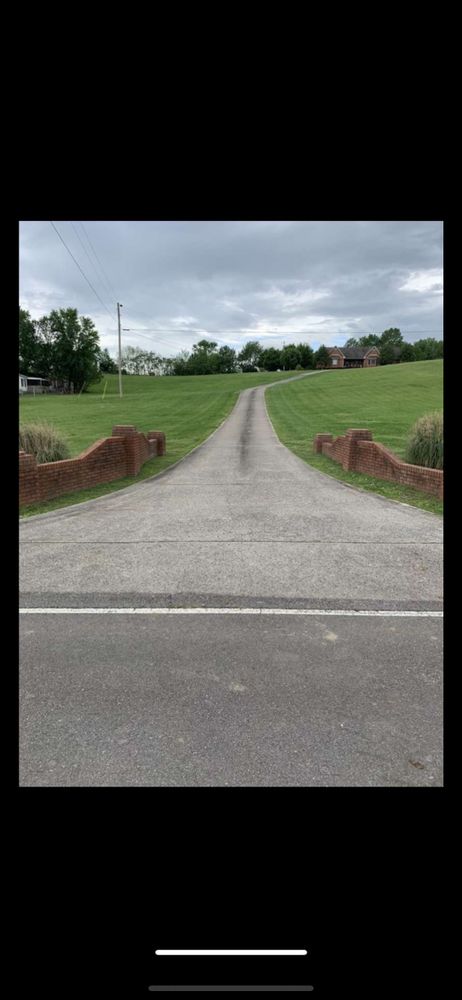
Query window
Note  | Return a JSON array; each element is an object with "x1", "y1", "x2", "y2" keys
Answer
[{"x1": 331, "y1": 357, "x2": 338, "y2": 366}]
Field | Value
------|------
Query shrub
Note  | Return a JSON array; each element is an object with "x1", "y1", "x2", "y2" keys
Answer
[
  {"x1": 404, "y1": 412, "x2": 443, "y2": 469},
  {"x1": 19, "y1": 422, "x2": 71, "y2": 463}
]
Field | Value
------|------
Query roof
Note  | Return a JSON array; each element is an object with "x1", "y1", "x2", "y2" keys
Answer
[{"x1": 329, "y1": 345, "x2": 380, "y2": 360}]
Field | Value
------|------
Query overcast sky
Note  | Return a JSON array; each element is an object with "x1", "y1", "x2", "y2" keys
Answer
[{"x1": 19, "y1": 220, "x2": 443, "y2": 357}]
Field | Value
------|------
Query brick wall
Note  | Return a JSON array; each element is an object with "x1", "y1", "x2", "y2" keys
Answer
[
  {"x1": 314, "y1": 428, "x2": 443, "y2": 499},
  {"x1": 19, "y1": 425, "x2": 165, "y2": 507}
]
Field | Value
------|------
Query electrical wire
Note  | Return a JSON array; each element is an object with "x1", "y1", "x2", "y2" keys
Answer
[
  {"x1": 78, "y1": 222, "x2": 119, "y2": 302},
  {"x1": 69, "y1": 222, "x2": 116, "y2": 307},
  {"x1": 50, "y1": 222, "x2": 116, "y2": 324}
]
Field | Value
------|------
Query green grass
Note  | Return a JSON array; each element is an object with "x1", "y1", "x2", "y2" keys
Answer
[
  {"x1": 19, "y1": 370, "x2": 300, "y2": 516},
  {"x1": 265, "y1": 361, "x2": 443, "y2": 515}
]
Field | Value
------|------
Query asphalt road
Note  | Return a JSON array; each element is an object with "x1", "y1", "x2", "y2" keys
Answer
[{"x1": 19, "y1": 375, "x2": 443, "y2": 786}]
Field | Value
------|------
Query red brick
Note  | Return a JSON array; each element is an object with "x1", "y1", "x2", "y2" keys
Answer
[
  {"x1": 315, "y1": 429, "x2": 443, "y2": 499},
  {"x1": 19, "y1": 425, "x2": 167, "y2": 507}
]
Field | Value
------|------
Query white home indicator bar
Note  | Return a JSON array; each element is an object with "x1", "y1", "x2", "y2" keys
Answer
[{"x1": 155, "y1": 951, "x2": 308, "y2": 957}]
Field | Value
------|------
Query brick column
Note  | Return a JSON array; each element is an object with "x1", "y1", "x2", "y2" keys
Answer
[
  {"x1": 147, "y1": 431, "x2": 166, "y2": 456},
  {"x1": 19, "y1": 451, "x2": 39, "y2": 506},
  {"x1": 112, "y1": 425, "x2": 139, "y2": 476},
  {"x1": 342, "y1": 429, "x2": 373, "y2": 471},
  {"x1": 313, "y1": 433, "x2": 333, "y2": 453}
]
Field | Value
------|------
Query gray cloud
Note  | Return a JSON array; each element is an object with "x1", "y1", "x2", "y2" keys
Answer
[{"x1": 19, "y1": 220, "x2": 443, "y2": 356}]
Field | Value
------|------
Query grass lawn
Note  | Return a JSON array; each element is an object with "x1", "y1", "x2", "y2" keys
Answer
[
  {"x1": 19, "y1": 370, "x2": 300, "y2": 516},
  {"x1": 265, "y1": 360, "x2": 443, "y2": 515}
]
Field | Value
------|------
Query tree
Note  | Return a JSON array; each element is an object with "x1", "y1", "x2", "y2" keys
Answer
[
  {"x1": 260, "y1": 347, "x2": 282, "y2": 371},
  {"x1": 344, "y1": 337, "x2": 359, "y2": 348},
  {"x1": 33, "y1": 315, "x2": 57, "y2": 379},
  {"x1": 120, "y1": 346, "x2": 163, "y2": 375},
  {"x1": 145, "y1": 351, "x2": 164, "y2": 375},
  {"x1": 413, "y1": 338, "x2": 443, "y2": 361},
  {"x1": 45, "y1": 308, "x2": 101, "y2": 391},
  {"x1": 19, "y1": 308, "x2": 39, "y2": 374},
  {"x1": 358, "y1": 333, "x2": 381, "y2": 347},
  {"x1": 314, "y1": 345, "x2": 332, "y2": 369},
  {"x1": 168, "y1": 350, "x2": 191, "y2": 376},
  {"x1": 216, "y1": 346, "x2": 237, "y2": 374},
  {"x1": 400, "y1": 343, "x2": 416, "y2": 363},
  {"x1": 380, "y1": 328, "x2": 403, "y2": 347},
  {"x1": 120, "y1": 346, "x2": 145, "y2": 375},
  {"x1": 280, "y1": 344, "x2": 301, "y2": 370},
  {"x1": 375, "y1": 329, "x2": 403, "y2": 365},
  {"x1": 237, "y1": 340, "x2": 264, "y2": 371},
  {"x1": 379, "y1": 343, "x2": 400, "y2": 365},
  {"x1": 296, "y1": 343, "x2": 315, "y2": 369},
  {"x1": 189, "y1": 340, "x2": 219, "y2": 375},
  {"x1": 98, "y1": 348, "x2": 118, "y2": 374}
]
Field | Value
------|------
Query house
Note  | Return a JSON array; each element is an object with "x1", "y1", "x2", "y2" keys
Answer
[
  {"x1": 19, "y1": 374, "x2": 28, "y2": 394},
  {"x1": 327, "y1": 346, "x2": 381, "y2": 369}
]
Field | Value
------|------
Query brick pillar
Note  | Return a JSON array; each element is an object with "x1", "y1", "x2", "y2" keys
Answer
[
  {"x1": 313, "y1": 433, "x2": 333, "y2": 454},
  {"x1": 147, "y1": 431, "x2": 166, "y2": 456},
  {"x1": 111, "y1": 425, "x2": 140, "y2": 476},
  {"x1": 342, "y1": 429, "x2": 373, "y2": 471},
  {"x1": 19, "y1": 451, "x2": 39, "y2": 506}
]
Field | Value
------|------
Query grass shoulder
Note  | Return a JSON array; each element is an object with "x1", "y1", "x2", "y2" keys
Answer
[{"x1": 265, "y1": 362, "x2": 443, "y2": 515}]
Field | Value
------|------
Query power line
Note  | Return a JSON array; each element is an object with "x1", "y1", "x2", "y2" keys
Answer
[
  {"x1": 124, "y1": 327, "x2": 240, "y2": 346},
  {"x1": 69, "y1": 222, "x2": 116, "y2": 307},
  {"x1": 50, "y1": 221, "x2": 116, "y2": 324},
  {"x1": 78, "y1": 222, "x2": 119, "y2": 302},
  {"x1": 127, "y1": 327, "x2": 272, "y2": 335},
  {"x1": 120, "y1": 329, "x2": 188, "y2": 352}
]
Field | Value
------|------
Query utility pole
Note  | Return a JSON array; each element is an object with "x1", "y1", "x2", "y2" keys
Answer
[{"x1": 117, "y1": 302, "x2": 123, "y2": 397}]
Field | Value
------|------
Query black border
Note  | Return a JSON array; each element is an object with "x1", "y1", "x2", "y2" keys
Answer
[{"x1": 15, "y1": 186, "x2": 449, "y2": 997}]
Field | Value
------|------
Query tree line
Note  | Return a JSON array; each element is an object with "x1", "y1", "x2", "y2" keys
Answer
[
  {"x1": 158, "y1": 339, "x2": 319, "y2": 376},
  {"x1": 20, "y1": 307, "x2": 443, "y2": 391},
  {"x1": 146, "y1": 330, "x2": 442, "y2": 375}
]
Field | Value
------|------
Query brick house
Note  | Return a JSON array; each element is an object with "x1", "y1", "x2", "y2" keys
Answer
[{"x1": 327, "y1": 346, "x2": 381, "y2": 369}]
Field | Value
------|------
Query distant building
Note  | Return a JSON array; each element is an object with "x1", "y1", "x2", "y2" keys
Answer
[
  {"x1": 19, "y1": 374, "x2": 28, "y2": 394},
  {"x1": 24, "y1": 376, "x2": 51, "y2": 394},
  {"x1": 327, "y1": 346, "x2": 380, "y2": 369}
]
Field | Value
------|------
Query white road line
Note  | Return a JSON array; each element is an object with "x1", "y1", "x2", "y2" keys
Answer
[
  {"x1": 154, "y1": 950, "x2": 308, "y2": 957},
  {"x1": 19, "y1": 608, "x2": 443, "y2": 617}
]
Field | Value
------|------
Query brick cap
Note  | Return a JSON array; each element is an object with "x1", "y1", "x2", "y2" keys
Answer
[
  {"x1": 346, "y1": 428, "x2": 373, "y2": 440},
  {"x1": 112, "y1": 425, "x2": 137, "y2": 436}
]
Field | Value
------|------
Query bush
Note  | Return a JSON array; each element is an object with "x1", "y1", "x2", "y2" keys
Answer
[
  {"x1": 19, "y1": 422, "x2": 71, "y2": 463},
  {"x1": 404, "y1": 412, "x2": 443, "y2": 469}
]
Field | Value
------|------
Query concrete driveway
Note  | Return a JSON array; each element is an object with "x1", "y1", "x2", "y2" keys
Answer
[{"x1": 19, "y1": 374, "x2": 443, "y2": 786}]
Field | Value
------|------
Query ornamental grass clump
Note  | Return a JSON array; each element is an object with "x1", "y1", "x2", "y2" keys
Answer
[
  {"x1": 404, "y1": 411, "x2": 443, "y2": 470},
  {"x1": 19, "y1": 422, "x2": 71, "y2": 463}
]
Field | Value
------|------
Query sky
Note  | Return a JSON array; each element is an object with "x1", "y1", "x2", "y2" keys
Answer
[{"x1": 19, "y1": 220, "x2": 443, "y2": 358}]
